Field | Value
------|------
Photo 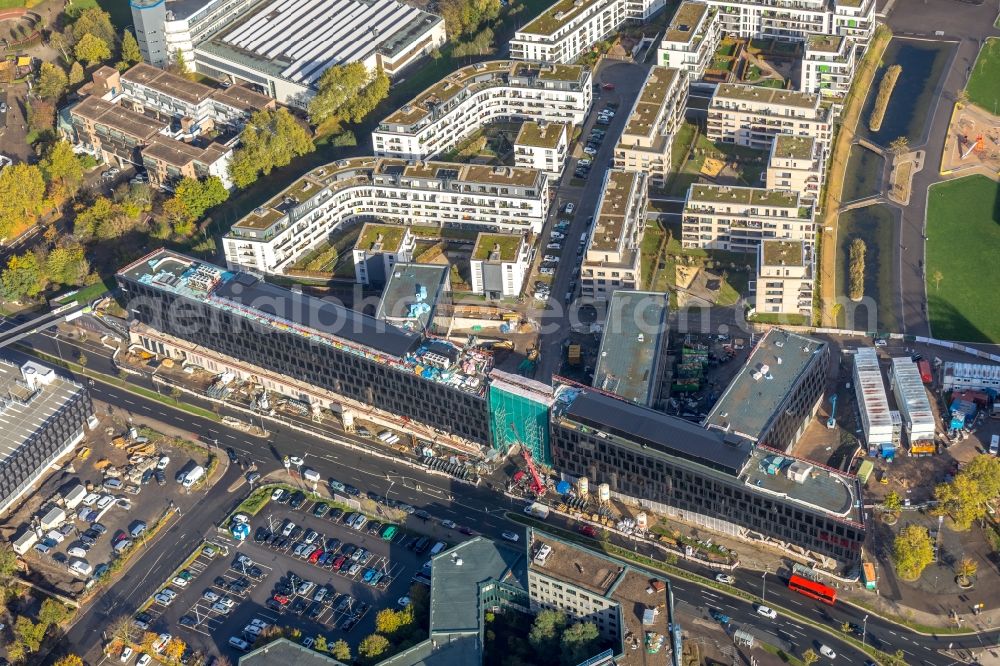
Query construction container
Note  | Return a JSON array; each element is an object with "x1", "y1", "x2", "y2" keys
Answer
[
  {"x1": 598, "y1": 483, "x2": 610, "y2": 503},
  {"x1": 577, "y1": 476, "x2": 589, "y2": 496}
]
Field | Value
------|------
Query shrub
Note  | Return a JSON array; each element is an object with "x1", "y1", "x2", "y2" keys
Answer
[
  {"x1": 868, "y1": 65, "x2": 901, "y2": 132},
  {"x1": 849, "y1": 238, "x2": 866, "y2": 301}
]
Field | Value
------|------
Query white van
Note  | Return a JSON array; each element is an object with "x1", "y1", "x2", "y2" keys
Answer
[
  {"x1": 228, "y1": 637, "x2": 250, "y2": 651},
  {"x1": 182, "y1": 466, "x2": 205, "y2": 488},
  {"x1": 990, "y1": 434, "x2": 999, "y2": 455},
  {"x1": 303, "y1": 468, "x2": 321, "y2": 482},
  {"x1": 533, "y1": 544, "x2": 552, "y2": 565},
  {"x1": 429, "y1": 541, "x2": 447, "y2": 556}
]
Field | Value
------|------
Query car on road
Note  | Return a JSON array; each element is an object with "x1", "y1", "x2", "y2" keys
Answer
[
  {"x1": 714, "y1": 574, "x2": 735, "y2": 584},
  {"x1": 343, "y1": 484, "x2": 360, "y2": 497},
  {"x1": 226, "y1": 447, "x2": 238, "y2": 463},
  {"x1": 501, "y1": 531, "x2": 520, "y2": 542},
  {"x1": 246, "y1": 472, "x2": 261, "y2": 484},
  {"x1": 458, "y1": 526, "x2": 474, "y2": 536},
  {"x1": 583, "y1": 146, "x2": 597, "y2": 156},
  {"x1": 756, "y1": 605, "x2": 777, "y2": 619},
  {"x1": 602, "y1": 83, "x2": 615, "y2": 91},
  {"x1": 709, "y1": 609, "x2": 730, "y2": 624},
  {"x1": 289, "y1": 456, "x2": 304, "y2": 466},
  {"x1": 819, "y1": 645, "x2": 836, "y2": 659},
  {"x1": 563, "y1": 202, "x2": 575, "y2": 215},
  {"x1": 543, "y1": 255, "x2": 560, "y2": 263},
  {"x1": 441, "y1": 519, "x2": 457, "y2": 529},
  {"x1": 577, "y1": 525, "x2": 597, "y2": 538},
  {"x1": 546, "y1": 243, "x2": 562, "y2": 250},
  {"x1": 120, "y1": 647, "x2": 134, "y2": 663}
]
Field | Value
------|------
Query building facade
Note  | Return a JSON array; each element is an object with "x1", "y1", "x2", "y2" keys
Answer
[
  {"x1": 801, "y1": 33, "x2": 857, "y2": 98},
  {"x1": 754, "y1": 239, "x2": 813, "y2": 317},
  {"x1": 469, "y1": 233, "x2": 530, "y2": 298},
  {"x1": 581, "y1": 170, "x2": 647, "y2": 300},
  {"x1": 705, "y1": 0, "x2": 875, "y2": 44},
  {"x1": 707, "y1": 84, "x2": 832, "y2": 151},
  {"x1": 130, "y1": 0, "x2": 261, "y2": 68},
  {"x1": 222, "y1": 158, "x2": 549, "y2": 276},
  {"x1": 656, "y1": 1, "x2": 721, "y2": 79},
  {"x1": 514, "y1": 121, "x2": 569, "y2": 180},
  {"x1": 682, "y1": 184, "x2": 815, "y2": 253},
  {"x1": 352, "y1": 223, "x2": 417, "y2": 286},
  {"x1": 765, "y1": 134, "x2": 824, "y2": 207},
  {"x1": 613, "y1": 66, "x2": 687, "y2": 184},
  {"x1": 373, "y1": 61, "x2": 591, "y2": 161}
]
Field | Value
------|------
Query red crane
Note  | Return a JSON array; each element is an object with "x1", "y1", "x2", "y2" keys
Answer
[{"x1": 521, "y1": 447, "x2": 546, "y2": 497}]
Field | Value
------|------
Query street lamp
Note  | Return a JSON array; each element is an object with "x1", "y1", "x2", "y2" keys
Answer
[
  {"x1": 761, "y1": 571, "x2": 767, "y2": 602},
  {"x1": 862, "y1": 614, "x2": 869, "y2": 647}
]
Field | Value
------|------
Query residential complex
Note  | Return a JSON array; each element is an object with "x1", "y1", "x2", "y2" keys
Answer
[
  {"x1": 802, "y1": 33, "x2": 858, "y2": 98},
  {"x1": 514, "y1": 121, "x2": 570, "y2": 180},
  {"x1": 372, "y1": 61, "x2": 591, "y2": 161},
  {"x1": 704, "y1": 0, "x2": 875, "y2": 43},
  {"x1": 656, "y1": 1, "x2": 721, "y2": 79},
  {"x1": 754, "y1": 239, "x2": 814, "y2": 317},
  {"x1": 352, "y1": 223, "x2": 417, "y2": 286},
  {"x1": 510, "y1": 0, "x2": 665, "y2": 64},
  {"x1": 704, "y1": 329, "x2": 828, "y2": 452},
  {"x1": 222, "y1": 158, "x2": 549, "y2": 276},
  {"x1": 581, "y1": 170, "x2": 648, "y2": 300},
  {"x1": 853, "y1": 348, "x2": 894, "y2": 457},
  {"x1": 592, "y1": 290, "x2": 670, "y2": 408},
  {"x1": 889, "y1": 357, "x2": 936, "y2": 449},
  {"x1": 613, "y1": 66, "x2": 688, "y2": 184},
  {"x1": 766, "y1": 134, "x2": 824, "y2": 207},
  {"x1": 0, "y1": 360, "x2": 93, "y2": 516},
  {"x1": 682, "y1": 184, "x2": 815, "y2": 253},
  {"x1": 469, "y1": 233, "x2": 531, "y2": 298},
  {"x1": 707, "y1": 84, "x2": 833, "y2": 151}
]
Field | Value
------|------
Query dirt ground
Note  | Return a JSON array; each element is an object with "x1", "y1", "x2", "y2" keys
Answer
[{"x1": 942, "y1": 103, "x2": 1000, "y2": 179}]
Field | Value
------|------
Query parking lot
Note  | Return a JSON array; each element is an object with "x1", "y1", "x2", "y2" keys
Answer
[{"x1": 141, "y1": 489, "x2": 445, "y2": 659}]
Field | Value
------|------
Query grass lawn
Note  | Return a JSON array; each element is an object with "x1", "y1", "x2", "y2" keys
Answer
[
  {"x1": 967, "y1": 38, "x2": 1000, "y2": 114},
  {"x1": 926, "y1": 176, "x2": 1000, "y2": 343}
]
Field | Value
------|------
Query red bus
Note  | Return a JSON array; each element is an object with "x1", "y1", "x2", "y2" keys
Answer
[{"x1": 787, "y1": 575, "x2": 837, "y2": 604}]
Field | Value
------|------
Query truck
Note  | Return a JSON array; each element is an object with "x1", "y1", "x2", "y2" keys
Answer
[
  {"x1": 917, "y1": 359, "x2": 933, "y2": 384},
  {"x1": 524, "y1": 502, "x2": 550, "y2": 520},
  {"x1": 182, "y1": 465, "x2": 205, "y2": 488}
]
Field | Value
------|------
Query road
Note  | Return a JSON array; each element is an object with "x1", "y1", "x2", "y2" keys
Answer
[{"x1": 15, "y1": 332, "x2": 999, "y2": 664}]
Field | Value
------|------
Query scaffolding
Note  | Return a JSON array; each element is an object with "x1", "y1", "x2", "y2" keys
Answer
[{"x1": 488, "y1": 370, "x2": 554, "y2": 465}]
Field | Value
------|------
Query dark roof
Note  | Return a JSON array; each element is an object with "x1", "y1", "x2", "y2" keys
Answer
[
  {"x1": 212, "y1": 273, "x2": 420, "y2": 359},
  {"x1": 560, "y1": 389, "x2": 753, "y2": 475},
  {"x1": 240, "y1": 638, "x2": 347, "y2": 666}
]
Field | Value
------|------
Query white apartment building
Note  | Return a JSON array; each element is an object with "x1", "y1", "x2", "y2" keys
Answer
[
  {"x1": 613, "y1": 66, "x2": 687, "y2": 184},
  {"x1": 372, "y1": 61, "x2": 591, "y2": 161},
  {"x1": 131, "y1": 0, "x2": 260, "y2": 68},
  {"x1": 889, "y1": 357, "x2": 936, "y2": 446},
  {"x1": 801, "y1": 33, "x2": 857, "y2": 98},
  {"x1": 510, "y1": 0, "x2": 665, "y2": 64},
  {"x1": 766, "y1": 134, "x2": 824, "y2": 206},
  {"x1": 469, "y1": 233, "x2": 530, "y2": 298},
  {"x1": 852, "y1": 347, "x2": 894, "y2": 453},
  {"x1": 707, "y1": 83, "x2": 833, "y2": 151},
  {"x1": 352, "y1": 223, "x2": 416, "y2": 285},
  {"x1": 705, "y1": 0, "x2": 875, "y2": 44},
  {"x1": 581, "y1": 170, "x2": 647, "y2": 300},
  {"x1": 514, "y1": 121, "x2": 569, "y2": 180},
  {"x1": 754, "y1": 239, "x2": 813, "y2": 316},
  {"x1": 656, "y1": 1, "x2": 721, "y2": 79},
  {"x1": 682, "y1": 184, "x2": 814, "y2": 253},
  {"x1": 223, "y1": 158, "x2": 549, "y2": 276}
]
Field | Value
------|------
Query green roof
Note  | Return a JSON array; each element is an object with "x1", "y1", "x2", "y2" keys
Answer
[
  {"x1": 537, "y1": 64, "x2": 585, "y2": 81},
  {"x1": 623, "y1": 66, "x2": 680, "y2": 138},
  {"x1": 806, "y1": 34, "x2": 844, "y2": 53},
  {"x1": 771, "y1": 134, "x2": 816, "y2": 161},
  {"x1": 714, "y1": 83, "x2": 818, "y2": 110},
  {"x1": 515, "y1": 121, "x2": 567, "y2": 149},
  {"x1": 664, "y1": 1, "x2": 709, "y2": 44},
  {"x1": 761, "y1": 240, "x2": 805, "y2": 267},
  {"x1": 519, "y1": 0, "x2": 594, "y2": 36},
  {"x1": 688, "y1": 184, "x2": 800, "y2": 208},
  {"x1": 355, "y1": 223, "x2": 408, "y2": 253},
  {"x1": 472, "y1": 233, "x2": 524, "y2": 261}
]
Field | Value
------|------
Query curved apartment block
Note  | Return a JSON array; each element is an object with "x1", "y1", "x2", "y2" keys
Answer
[
  {"x1": 223, "y1": 157, "x2": 549, "y2": 275},
  {"x1": 372, "y1": 60, "x2": 592, "y2": 161}
]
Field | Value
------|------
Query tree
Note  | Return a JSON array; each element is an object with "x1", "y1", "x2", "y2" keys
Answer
[
  {"x1": 308, "y1": 62, "x2": 369, "y2": 126},
  {"x1": 168, "y1": 49, "x2": 192, "y2": 80},
  {"x1": 75, "y1": 33, "x2": 112, "y2": 66},
  {"x1": 312, "y1": 635, "x2": 328, "y2": 652},
  {"x1": 801, "y1": 649, "x2": 819, "y2": 666},
  {"x1": 0, "y1": 542, "x2": 18, "y2": 582},
  {"x1": 37, "y1": 63, "x2": 68, "y2": 102},
  {"x1": 70, "y1": 7, "x2": 116, "y2": 46},
  {"x1": 374, "y1": 606, "x2": 414, "y2": 636},
  {"x1": 892, "y1": 524, "x2": 934, "y2": 580},
  {"x1": 883, "y1": 491, "x2": 902, "y2": 514},
  {"x1": 162, "y1": 197, "x2": 196, "y2": 237},
  {"x1": 358, "y1": 634, "x2": 390, "y2": 660},
  {"x1": 230, "y1": 109, "x2": 313, "y2": 187},
  {"x1": 529, "y1": 609, "x2": 568, "y2": 652},
  {"x1": 342, "y1": 68, "x2": 390, "y2": 123},
  {"x1": 163, "y1": 638, "x2": 186, "y2": 663},
  {"x1": 53, "y1": 656, "x2": 84, "y2": 666},
  {"x1": 330, "y1": 639, "x2": 351, "y2": 661},
  {"x1": 108, "y1": 615, "x2": 135, "y2": 644},
  {"x1": 173, "y1": 176, "x2": 229, "y2": 221},
  {"x1": 2, "y1": 253, "x2": 44, "y2": 301},
  {"x1": 438, "y1": 0, "x2": 501, "y2": 39},
  {"x1": 931, "y1": 269, "x2": 943, "y2": 291},
  {"x1": 0, "y1": 163, "x2": 46, "y2": 237},
  {"x1": 848, "y1": 238, "x2": 866, "y2": 301},
  {"x1": 42, "y1": 140, "x2": 85, "y2": 201},
  {"x1": 13, "y1": 616, "x2": 45, "y2": 652},
  {"x1": 6, "y1": 642, "x2": 26, "y2": 664},
  {"x1": 39, "y1": 597, "x2": 71, "y2": 627},
  {"x1": 47, "y1": 246, "x2": 90, "y2": 287},
  {"x1": 27, "y1": 98, "x2": 56, "y2": 134},
  {"x1": 560, "y1": 622, "x2": 600, "y2": 666},
  {"x1": 934, "y1": 455, "x2": 1000, "y2": 529},
  {"x1": 889, "y1": 136, "x2": 909, "y2": 156},
  {"x1": 120, "y1": 29, "x2": 142, "y2": 67},
  {"x1": 840, "y1": 621, "x2": 852, "y2": 633},
  {"x1": 956, "y1": 556, "x2": 978, "y2": 585},
  {"x1": 68, "y1": 61, "x2": 85, "y2": 86},
  {"x1": 78, "y1": 353, "x2": 88, "y2": 367}
]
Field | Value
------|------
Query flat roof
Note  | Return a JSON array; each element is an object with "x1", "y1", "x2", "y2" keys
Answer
[
  {"x1": 355, "y1": 223, "x2": 408, "y2": 253},
  {"x1": 760, "y1": 240, "x2": 805, "y2": 267},
  {"x1": 688, "y1": 184, "x2": 800, "y2": 209},
  {"x1": 0, "y1": 359, "x2": 86, "y2": 468},
  {"x1": 554, "y1": 386, "x2": 754, "y2": 476},
  {"x1": 891, "y1": 357, "x2": 935, "y2": 428},
  {"x1": 713, "y1": 83, "x2": 819, "y2": 110},
  {"x1": 529, "y1": 532, "x2": 624, "y2": 596},
  {"x1": 854, "y1": 347, "x2": 892, "y2": 432},
  {"x1": 518, "y1": 0, "x2": 612, "y2": 36},
  {"x1": 593, "y1": 291, "x2": 669, "y2": 406},
  {"x1": 216, "y1": 0, "x2": 442, "y2": 86},
  {"x1": 376, "y1": 263, "x2": 449, "y2": 331},
  {"x1": 142, "y1": 136, "x2": 215, "y2": 167},
  {"x1": 472, "y1": 233, "x2": 523, "y2": 262},
  {"x1": 806, "y1": 33, "x2": 845, "y2": 53},
  {"x1": 771, "y1": 134, "x2": 817, "y2": 161},
  {"x1": 240, "y1": 638, "x2": 348, "y2": 666},
  {"x1": 705, "y1": 329, "x2": 826, "y2": 442},
  {"x1": 610, "y1": 568, "x2": 676, "y2": 666},
  {"x1": 210, "y1": 84, "x2": 275, "y2": 113},
  {"x1": 943, "y1": 361, "x2": 1000, "y2": 386},
  {"x1": 590, "y1": 170, "x2": 643, "y2": 253},
  {"x1": 743, "y1": 448, "x2": 861, "y2": 521},
  {"x1": 70, "y1": 96, "x2": 165, "y2": 140},
  {"x1": 664, "y1": 1, "x2": 709, "y2": 44},
  {"x1": 122, "y1": 62, "x2": 215, "y2": 105},
  {"x1": 515, "y1": 121, "x2": 567, "y2": 149},
  {"x1": 622, "y1": 66, "x2": 680, "y2": 139}
]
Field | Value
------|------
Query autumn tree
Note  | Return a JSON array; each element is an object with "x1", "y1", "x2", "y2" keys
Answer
[
  {"x1": 889, "y1": 136, "x2": 910, "y2": 156},
  {"x1": 168, "y1": 49, "x2": 193, "y2": 80},
  {"x1": 883, "y1": 490, "x2": 902, "y2": 514},
  {"x1": 53, "y1": 655, "x2": 84, "y2": 666},
  {"x1": 14, "y1": 616, "x2": 45, "y2": 652},
  {"x1": 42, "y1": 140, "x2": 85, "y2": 201},
  {"x1": 330, "y1": 639, "x2": 351, "y2": 661},
  {"x1": 173, "y1": 176, "x2": 229, "y2": 222},
  {"x1": 38, "y1": 597, "x2": 71, "y2": 626},
  {"x1": 934, "y1": 455, "x2": 1000, "y2": 529},
  {"x1": 68, "y1": 61, "x2": 85, "y2": 86},
  {"x1": 47, "y1": 245, "x2": 90, "y2": 287},
  {"x1": 358, "y1": 634, "x2": 390, "y2": 661},
  {"x1": 312, "y1": 635, "x2": 328, "y2": 652},
  {"x1": 956, "y1": 556, "x2": 978, "y2": 585},
  {"x1": 229, "y1": 108, "x2": 313, "y2": 188},
  {"x1": 801, "y1": 649, "x2": 819, "y2": 666},
  {"x1": 69, "y1": 6, "x2": 116, "y2": 46},
  {"x1": 2, "y1": 252, "x2": 45, "y2": 301},
  {"x1": 374, "y1": 605, "x2": 414, "y2": 636},
  {"x1": 120, "y1": 29, "x2": 143, "y2": 68},
  {"x1": 893, "y1": 524, "x2": 934, "y2": 581},
  {"x1": 27, "y1": 98, "x2": 56, "y2": 133},
  {"x1": 438, "y1": 0, "x2": 501, "y2": 39},
  {"x1": 163, "y1": 637, "x2": 187, "y2": 663},
  {"x1": 0, "y1": 163, "x2": 46, "y2": 237},
  {"x1": 308, "y1": 62, "x2": 368, "y2": 126},
  {"x1": 75, "y1": 33, "x2": 112, "y2": 66},
  {"x1": 560, "y1": 622, "x2": 600, "y2": 666},
  {"x1": 36, "y1": 62, "x2": 68, "y2": 102},
  {"x1": 0, "y1": 542, "x2": 17, "y2": 582}
]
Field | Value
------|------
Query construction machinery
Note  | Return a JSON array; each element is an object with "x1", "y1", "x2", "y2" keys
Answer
[{"x1": 521, "y1": 447, "x2": 546, "y2": 497}]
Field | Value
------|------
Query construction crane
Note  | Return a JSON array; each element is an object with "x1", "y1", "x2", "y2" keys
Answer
[{"x1": 521, "y1": 446, "x2": 547, "y2": 497}]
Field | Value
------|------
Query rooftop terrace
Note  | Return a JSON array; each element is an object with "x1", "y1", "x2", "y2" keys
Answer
[
  {"x1": 529, "y1": 532, "x2": 624, "y2": 596},
  {"x1": 355, "y1": 223, "x2": 409, "y2": 254},
  {"x1": 70, "y1": 96, "x2": 165, "y2": 140},
  {"x1": 622, "y1": 67, "x2": 681, "y2": 138},
  {"x1": 593, "y1": 291, "x2": 669, "y2": 406},
  {"x1": 704, "y1": 329, "x2": 826, "y2": 442},
  {"x1": 663, "y1": 1, "x2": 709, "y2": 44},
  {"x1": 122, "y1": 62, "x2": 216, "y2": 105},
  {"x1": 771, "y1": 134, "x2": 817, "y2": 162},
  {"x1": 714, "y1": 83, "x2": 819, "y2": 110},
  {"x1": 743, "y1": 447, "x2": 862, "y2": 522},
  {"x1": 806, "y1": 33, "x2": 845, "y2": 53},
  {"x1": 515, "y1": 121, "x2": 567, "y2": 149},
  {"x1": 688, "y1": 184, "x2": 801, "y2": 208},
  {"x1": 761, "y1": 240, "x2": 805, "y2": 267},
  {"x1": 518, "y1": 0, "x2": 614, "y2": 36},
  {"x1": 118, "y1": 250, "x2": 493, "y2": 396},
  {"x1": 472, "y1": 233, "x2": 524, "y2": 262}
]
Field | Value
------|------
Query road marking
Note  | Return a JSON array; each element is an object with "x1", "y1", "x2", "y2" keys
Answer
[{"x1": 788, "y1": 598, "x2": 803, "y2": 606}]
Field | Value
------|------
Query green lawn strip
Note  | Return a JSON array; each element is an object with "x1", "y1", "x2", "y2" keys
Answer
[
  {"x1": 507, "y1": 514, "x2": 892, "y2": 662},
  {"x1": 759, "y1": 641, "x2": 805, "y2": 665},
  {"x1": 750, "y1": 313, "x2": 809, "y2": 326},
  {"x1": 55, "y1": 278, "x2": 112, "y2": 306},
  {"x1": 227, "y1": 482, "x2": 402, "y2": 529},
  {"x1": 967, "y1": 37, "x2": 1000, "y2": 113},
  {"x1": 17, "y1": 347, "x2": 221, "y2": 422},
  {"x1": 925, "y1": 176, "x2": 1000, "y2": 342}
]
